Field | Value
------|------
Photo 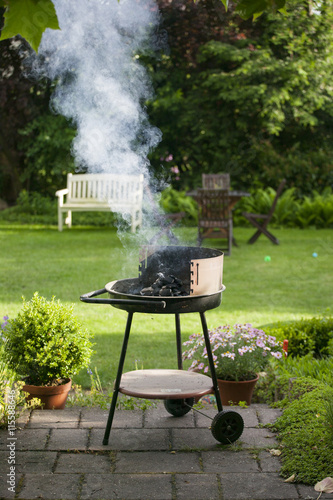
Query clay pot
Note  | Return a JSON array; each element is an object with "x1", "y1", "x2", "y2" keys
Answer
[
  {"x1": 217, "y1": 374, "x2": 259, "y2": 406},
  {"x1": 23, "y1": 378, "x2": 72, "y2": 410}
]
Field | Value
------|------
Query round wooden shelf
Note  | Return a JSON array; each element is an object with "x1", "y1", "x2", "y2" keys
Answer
[{"x1": 119, "y1": 369, "x2": 214, "y2": 399}]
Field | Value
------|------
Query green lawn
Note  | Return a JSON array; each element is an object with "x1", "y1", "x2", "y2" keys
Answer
[{"x1": 1, "y1": 224, "x2": 332, "y2": 388}]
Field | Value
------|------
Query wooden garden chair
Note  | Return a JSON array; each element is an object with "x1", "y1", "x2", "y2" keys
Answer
[
  {"x1": 202, "y1": 173, "x2": 230, "y2": 189},
  {"x1": 196, "y1": 188, "x2": 232, "y2": 255},
  {"x1": 242, "y1": 179, "x2": 286, "y2": 245}
]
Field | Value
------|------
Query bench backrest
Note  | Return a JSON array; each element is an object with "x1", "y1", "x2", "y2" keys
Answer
[{"x1": 67, "y1": 173, "x2": 144, "y2": 204}]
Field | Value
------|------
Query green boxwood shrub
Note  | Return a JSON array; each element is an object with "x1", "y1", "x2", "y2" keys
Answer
[
  {"x1": 3, "y1": 293, "x2": 94, "y2": 386},
  {"x1": 266, "y1": 315, "x2": 333, "y2": 358}
]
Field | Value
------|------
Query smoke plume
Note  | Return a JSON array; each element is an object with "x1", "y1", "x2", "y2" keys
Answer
[{"x1": 35, "y1": 0, "x2": 162, "y2": 179}]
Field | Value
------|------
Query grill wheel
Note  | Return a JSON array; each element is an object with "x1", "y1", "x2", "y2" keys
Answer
[
  {"x1": 211, "y1": 410, "x2": 244, "y2": 444},
  {"x1": 164, "y1": 398, "x2": 195, "y2": 417}
]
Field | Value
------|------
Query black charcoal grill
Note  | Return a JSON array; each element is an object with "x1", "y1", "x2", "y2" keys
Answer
[{"x1": 81, "y1": 246, "x2": 244, "y2": 445}]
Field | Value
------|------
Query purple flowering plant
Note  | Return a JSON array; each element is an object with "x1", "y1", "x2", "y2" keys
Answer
[{"x1": 182, "y1": 323, "x2": 285, "y2": 382}]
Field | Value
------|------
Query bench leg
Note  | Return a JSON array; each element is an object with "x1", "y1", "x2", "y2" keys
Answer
[
  {"x1": 58, "y1": 208, "x2": 63, "y2": 232},
  {"x1": 65, "y1": 210, "x2": 72, "y2": 228}
]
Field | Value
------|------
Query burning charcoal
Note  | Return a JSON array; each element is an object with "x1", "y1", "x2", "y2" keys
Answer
[
  {"x1": 170, "y1": 275, "x2": 183, "y2": 286},
  {"x1": 156, "y1": 276, "x2": 173, "y2": 286},
  {"x1": 140, "y1": 287, "x2": 154, "y2": 296},
  {"x1": 137, "y1": 272, "x2": 189, "y2": 297}
]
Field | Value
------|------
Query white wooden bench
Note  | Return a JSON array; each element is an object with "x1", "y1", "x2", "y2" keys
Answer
[{"x1": 55, "y1": 173, "x2": 144, "y2": 232}]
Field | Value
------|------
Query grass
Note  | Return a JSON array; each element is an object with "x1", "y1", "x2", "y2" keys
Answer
[{"x1": 0, "y1": 223, "x2": 332, "y2": 388}]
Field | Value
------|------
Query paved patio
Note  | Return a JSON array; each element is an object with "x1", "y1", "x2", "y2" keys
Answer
[{"x1": 0, "y1": 403, "x2": 331, "y2": 500}]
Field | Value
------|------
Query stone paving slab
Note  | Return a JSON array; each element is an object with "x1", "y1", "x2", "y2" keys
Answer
[
  {"x1": 114, "y1": 450, "x2": 201, "y2": 473},
  {"x1": 15, "y1": 451, "x2": 58, "y2": 473},
  {"x1": 80, "y1": 473, "x2": 172, "y2": 499},
  {"x1": 27, "y1": 408, "x2": 81, "y2": 428},
  {"x1": 144, "y1": 407, "x2": 196, "y2": 428},
  {"x1": 18, "y1": 473, "x2": 81, "y2": 500},
  {"x1": 171, "y1": 428, "x2": 219, "y2": 450},
  {"x1": 201, "y1": 450, "x2": 259, "y2": 473},
  {"x1": 258, "y1": 451, "x2": 281, "y2": 473},
  {"x1": 89, "y1": 428, "x2": 170, "y2": 451},
  {"x1": 253, "y1": 405, "x2": 283, "y2": 426},
  {"x1": 219, "y1": 472, "x2": 299, "y2": 499},
  {"x1": 80, "y1": 408, "x2": 143, "y2": 428},
  {"x1": 296, "y1": 484, "x2": 333, "y2": 500},
  {"x1": 175, "y1": 473, "x2": 220, "y2": 500},
  {"x1": 0, "y1": 428, "x2": 50, "y2": 451},
  {"x1": 0, "y1": 473, "x2": 21, "y2": 498},
  {"x1": 239, "y1": 427, "x2": 278, "y2": 448},
  {"x1": 47, "y1": 428, "x2": 89, "y2": 451},
  {"x1": 55, "y1": 452, "x2": 112, "y2": 473},
  {"x1": 0, "y1": 404, "x2": 330, "y2": 500}
]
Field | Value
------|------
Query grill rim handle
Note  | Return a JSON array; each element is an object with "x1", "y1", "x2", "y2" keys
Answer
[{"x1": 80, "y1": 288, "x2": 167, "y2": 309}]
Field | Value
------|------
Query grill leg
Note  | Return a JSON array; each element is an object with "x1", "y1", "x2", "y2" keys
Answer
[
  {"x1": 103, "y1": 312, "x2": 133, "y2": 445},
  {"x1": 175, "y1": 313, "x2": 183, "y2": 370},
  {"x1": 199, "y1": 312, "x2": 223, "y2": 412}
]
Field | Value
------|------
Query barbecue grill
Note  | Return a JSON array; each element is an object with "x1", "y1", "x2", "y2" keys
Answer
[{"x1": 81, "y1": 245, "x2": 244, "y2": 445}]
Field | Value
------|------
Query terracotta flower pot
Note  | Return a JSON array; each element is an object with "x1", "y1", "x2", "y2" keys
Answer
[
  {"x1": 23, "y1": 378, "x2": 72, "y2": 410},
  {"x1": 217, "y1": 374, "x2": 259, "y2": 406}
]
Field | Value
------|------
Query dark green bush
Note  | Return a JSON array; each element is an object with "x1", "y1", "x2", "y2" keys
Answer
[
  {"x1": 253, "y1": 356, "x2": 333, "y2": 405},
  {"x1": 0, "y1": 191, "x2": 119, "y2": 227},
  {"x1": 159, "y1": 186, "x2": 198, "y2": 225},
  {"x1": 266, "y1": 315, "x2": 333, "y2": 358},
  {"x1": 233, "y1": 187, "x2": 333, "y2": 229}
]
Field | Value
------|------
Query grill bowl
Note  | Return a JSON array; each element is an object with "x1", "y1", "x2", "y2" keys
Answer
[{"x1": 105, "y1": 278, "x2": 225, "y2": 314}]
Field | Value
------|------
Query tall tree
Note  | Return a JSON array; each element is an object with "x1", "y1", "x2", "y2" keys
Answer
[
  {"x1": 0, "y1": 38, "x2": 48, "y2": 202},
  {"x1": 147, "y1": 0, "x2": 333, "y2": 194}
]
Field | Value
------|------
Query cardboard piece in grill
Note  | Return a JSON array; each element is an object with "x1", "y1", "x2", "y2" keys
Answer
[{"x1": 138, "y1": 246, "x2": 223, "y2": 296}]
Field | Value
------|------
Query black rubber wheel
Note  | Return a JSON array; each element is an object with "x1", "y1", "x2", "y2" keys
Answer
[
  {"x1": 211, "y1": 410, "x2": 244, "y2": 444},
  {"x1": 164, "y1": 398, "x2": 195, "y2": 417}
]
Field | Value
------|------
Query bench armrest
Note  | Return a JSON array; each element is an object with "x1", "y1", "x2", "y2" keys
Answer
[
  {"x1": 55, "y1": 188, "x2": 69, "y2": 197},
  {"x1": 55, "y1": 188, "x2": 69, "y2": 206}
]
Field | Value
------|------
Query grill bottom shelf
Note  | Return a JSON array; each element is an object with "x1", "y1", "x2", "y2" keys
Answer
[{"x1": 119, "y1": 369, "x2": 214, "y2": 399}]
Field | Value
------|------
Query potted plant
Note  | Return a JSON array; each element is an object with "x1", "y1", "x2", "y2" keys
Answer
[
  {"x1": 3, "y1": 293, "x2": 93, "y2": 409},
  {"x1": 182, "y1": 323, "x2": 285, "y2": 405}
]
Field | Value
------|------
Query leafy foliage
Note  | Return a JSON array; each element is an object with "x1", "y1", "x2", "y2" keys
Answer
[
  {"x1": 158, "y1": 185, "x2": 333, "y2": 229},
  {"x1": 254, "y1": 355, "x2": 333, "y2": 404},
  {"x1": 271, "y1": 385, "x2": 333, "y2": 485},
  {"x1": 0, "y1": 0, "x2": 60, "y2": 52},
  {"x1": 0, "y1": 0, "x2": 288, "y2": 55},
  {"x1": 235, "y1": 186, "x2": 333, "y2": 228},
  {"x1": 148, "y1": 0, "x2": 333, "y2": 194},
  {"x1": 3, "y1": 293, "x2": 94, "y2": 385},
  {"x1": 266, "y1": 314, "x2": 333, "y2": 358},
  {"x1": 0, "y1": 316, "x2": 40, "y2": 427},
  {"x1": 159, "y1": 186, "x2": 198, "y2": 224},
  {"x1": 18, "y1": 114, "x2": 76, "y2": 197},
  {"x1": 295, "y1": 189, "x2": 333, "y2": 229}
]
